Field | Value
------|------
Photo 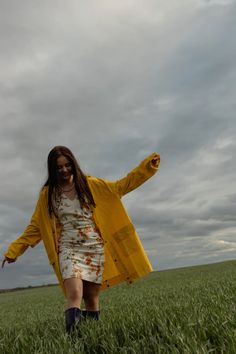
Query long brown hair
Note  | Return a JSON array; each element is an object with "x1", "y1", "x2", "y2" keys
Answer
[{"x1": 43, "y1": 146, "x2": 95, "y2": 216}]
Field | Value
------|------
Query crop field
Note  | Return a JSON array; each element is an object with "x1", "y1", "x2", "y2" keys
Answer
[{"x1": 1, "y1": 260, "x2": 236, "y2": 354}]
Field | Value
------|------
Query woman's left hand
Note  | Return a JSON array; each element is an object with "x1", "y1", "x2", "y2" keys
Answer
[{"x1": 151, "y1": 154, "x2": 160, "y2": 167}]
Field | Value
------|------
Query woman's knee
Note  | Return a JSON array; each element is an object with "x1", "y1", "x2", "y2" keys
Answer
[
  {"x1": 67, "y1": 288, "x2": 82, "y2": 302},
  {"x1": 64, "y1": 278, "x2": 83, "y2": 302},
  {"x1": 83, "y1": 286, "x2": 99, "y2": 303},
  {"x1": 83, "y1": 281, "x2": 101, "y2": 295}
]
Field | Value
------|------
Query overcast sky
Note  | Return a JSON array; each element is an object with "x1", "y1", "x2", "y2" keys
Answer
[{"x1": 0, "y1": 0, "x2": 236, "y2": 290}]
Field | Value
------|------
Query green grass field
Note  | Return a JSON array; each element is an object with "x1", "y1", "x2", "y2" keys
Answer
[{"x1": 1, "y1": 260, "x2": 236, "y2": 354}]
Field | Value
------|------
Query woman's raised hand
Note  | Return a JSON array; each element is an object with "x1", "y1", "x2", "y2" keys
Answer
[
  {"x1": 1, "y1": 257, "x2": 16, "y2": 268},
  {"x1": 151, "y1": 154, "x2": 160, "y2": 167}
]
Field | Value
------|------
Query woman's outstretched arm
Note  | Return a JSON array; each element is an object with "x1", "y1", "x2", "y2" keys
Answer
[
  {"x1": 2, "y1": 198, "x2": 42, "y2": 266},
  {"x1": 108, "y1": 152, "x2": 160, "y2": 197}
]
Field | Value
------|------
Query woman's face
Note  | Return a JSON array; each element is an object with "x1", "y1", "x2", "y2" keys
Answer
[{"x1": 56, "y1": 155, "x2": 73, "y2": 184}]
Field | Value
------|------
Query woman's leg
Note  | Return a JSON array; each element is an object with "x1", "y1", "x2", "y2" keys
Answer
[
  {"x1": 63, "y1": 277, "x2": 84, "y2": 334},
  {"x1": 83, "y1": 280, "x2": 101, "y2": 311},
  {"x1": 64, "y1": 277, "x2": 83, "y2": 309}
]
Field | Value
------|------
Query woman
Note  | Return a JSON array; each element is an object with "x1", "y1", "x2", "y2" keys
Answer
[{"x1": 2, "y1": 146, "x2": 160, "y2": 334}]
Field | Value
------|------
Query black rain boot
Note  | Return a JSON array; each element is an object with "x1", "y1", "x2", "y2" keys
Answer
[
  {"x1": 84, "y1": 310, "x2": 100, "y2": 320},
  {"x1": 82, "y1": 310, "x2": 88, "y2": 318},
  {"x1": 65, "y1": 307, "x2": 83, "y2": 334}
]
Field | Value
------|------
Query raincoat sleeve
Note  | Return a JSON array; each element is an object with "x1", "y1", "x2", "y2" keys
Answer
[
  {"x1": 109, "y1": 152, "x2": 160, "y2": 197},
  {"x1": 4, "y1": 197, "x2": 42, "y2": 260}
]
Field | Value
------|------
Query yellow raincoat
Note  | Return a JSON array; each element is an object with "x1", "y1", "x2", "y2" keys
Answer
[{"x1": 4, "y1": 153, "x2": 160, "y2": 297}]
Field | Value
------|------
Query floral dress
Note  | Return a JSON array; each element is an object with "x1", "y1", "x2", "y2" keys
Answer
[{"x1": 55, "y1": 193, "x2": 105, "y2": 284}]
